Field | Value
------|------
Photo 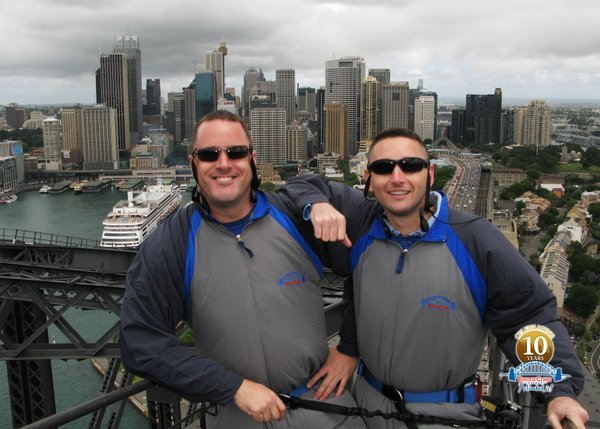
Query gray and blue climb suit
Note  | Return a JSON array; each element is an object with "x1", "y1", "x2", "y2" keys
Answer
[
  {"x1": 120, "y1": 191, "x2": 366, "y2": 428},
  {"x1": 282, "y1": 175, "x2": 584, "y2": 428}
]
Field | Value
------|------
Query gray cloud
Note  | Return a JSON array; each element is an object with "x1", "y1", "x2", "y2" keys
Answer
[{"x1": 1, "y1": 0, "x2": 599, "y2": 105}]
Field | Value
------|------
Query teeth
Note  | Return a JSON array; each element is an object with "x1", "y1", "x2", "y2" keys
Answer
[
  {"x1": 216, "y1": 177, "x2": 233, "y2": 182},
  {"x1": 389, "y1": 191, "x2": 409, "y2": 195}
]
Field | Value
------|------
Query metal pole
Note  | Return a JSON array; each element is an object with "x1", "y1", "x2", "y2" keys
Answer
[{"x1": 21, "y1": 379, "x2": 152, "y2": 429}]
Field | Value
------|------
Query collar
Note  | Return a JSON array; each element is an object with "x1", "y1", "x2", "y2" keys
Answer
[
  {"x1": 195, "y1": 190, "x2": 270, "y2": 224},
  {"x1": 370, "y1": 191, "x2": 449, "y2": 242}
]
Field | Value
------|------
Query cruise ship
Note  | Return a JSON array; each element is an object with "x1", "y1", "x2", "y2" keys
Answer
[{"x1": 100, "y1": 183, "x2": 182, "y2": 248}]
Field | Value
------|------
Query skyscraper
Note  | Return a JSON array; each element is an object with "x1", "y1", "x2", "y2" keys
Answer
[
  {"x1": 97, "y1": 52, "x2": 131, "y2": 151},
  {"x1": 286, "y1": 121, "x2": 308, "y2": 162},
  {"x1": 243, "y1": 68, "x2": 263, "y2": 117},
  {"x1": 194, "y1": 71, "x2": 216, "y2": 121},
  {"x1": 382, "y1": 82, "x2": 409, "y2": 130},
  {"x1": 360, "y1": 76, "x2": 380, "y2": 141},
  {"x1": 183, "y1": 86, "x2": 196, "y2": 142},
  {"x1": 276, "y1": 69, "x2": 296, "y2": 124},
  {"x1": 414, "y1": 95, "x2": 435, "y2": 141},
  {"x1": 512, "y1": 106, "x2": 527, "y2": 146},
  {"x1": 325, "y1": 103, "x2": 347, "y2": 159},
  {"x1": 298, "y1": 87, "x2": 317, "y2": 116},
  {"x1": 524, "y1": 100, "x2": 552, "y2": 148},
  {"x1": 325, "y1": 57, "x2": 365, "y2": 156},
  {"x1": 81, "y1": 106, "x2": 119, "y2": 170},
  {"x1": 61, "y1": 108, "x2": 83, "y2": 151},
  {"x1": 42, "y1": 117, "x2": 62, "y2": 170},
  {"x1": 145, "y1": 79, "x2": 161, "y2": 116},
  {"x1": 206, "y1": 49, "x2": 225, "y2": 100},
  {"x1": 113, "y1": 34, "x2": 142, "y2": 145},
  {"x1": 250, "y1": 108, "x2": 287, "y2": 165},
  {"x1": 465, "y1": 88, "x2": 502, "y2": 144},
  {"x1": 368, "y1": 69, "x2": 390, "y2": 85}
]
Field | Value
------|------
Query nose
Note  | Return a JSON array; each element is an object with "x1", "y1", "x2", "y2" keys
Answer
[
  {"x1": 214, "y1": 150, "x2": 232, "y2": 168},
  {"x1": 389, "y1": 164, "x2": 406, "y2": 181}
]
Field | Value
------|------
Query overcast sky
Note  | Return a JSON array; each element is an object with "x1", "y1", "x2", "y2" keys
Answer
[{"x1": 1, "y1": 0, "x2": 599, "y2": 106}]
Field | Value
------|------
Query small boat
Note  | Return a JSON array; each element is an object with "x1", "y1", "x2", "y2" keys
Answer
[
  {"x1": 39, "y1": 185, "x2": 51, "y2": 194},
  {"x1": 0, "y1": 194, "x2": 17, "y2": 203}
]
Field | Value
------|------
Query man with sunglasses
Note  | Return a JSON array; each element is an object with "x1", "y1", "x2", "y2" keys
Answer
[
  {"x1": 282, "y1": 128, "x2": 588, "y2": 428},
  {"x1": 119, "y1": 110, "x2": 366, "y2": 428}
]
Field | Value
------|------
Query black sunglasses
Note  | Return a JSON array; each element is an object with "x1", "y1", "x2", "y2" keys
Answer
[
  {"x1": 367, "y1": 157, "x2": 430, "y2": 175},
  {"x1": 191, "y1": 145, "x2": 253, "y2": 162}
]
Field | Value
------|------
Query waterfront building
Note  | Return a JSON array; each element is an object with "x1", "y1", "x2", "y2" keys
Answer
[
  {"x1": 325, "y1": 56, "x2": 365, "y2": 156},
  {"x1": 194, "y1": 71, "x2": 216, "y2": 121},
  {"x1": 97, "y1": 52, "x2": 131, "y2": 152},
  {"x1": 324, "y1": 102, "x2": 348, "y2": 159},
  {"x1": 414, "y1": 95, "x2": 435, "y2": 141},
  {"x1": 524, "y1": 100, "x2": 552, "y2": 149},
  {"x1": 42, "y1": 117, "x2": 62, "y2": 171},
  {"x1": 81, "y1": 106, "x2": 119, "y2": 170},
  {"x1": 368, "y1": 68, "x2": 390, "y2": 85},
  {"x1": 276, "y1": 69, "x2": 296, "y2": 124},
  {"x1": 286, "y1": 121, "x2": 308, "y2": 162},
  {"x1": 113, "y1": 34, "x2": 143, "y2": 146},
  {"x1": 0, "y1": 156, "x2": 18, "y2": 193},
  {"x1": 0, "y1": 140, "x2": 24, "y2": 186},
  {"x1": 61, "y1": 108, "x2": 83, "y2": 151},
  {"x1": 250, "y1": 108, "x2": 286, "y2": 165},
  {"x1": 360, "y1": 76, "x2": 381, "y2": 141},
  {"x1": 382, "y1": 82, "x2": 409, "y2": 130}
]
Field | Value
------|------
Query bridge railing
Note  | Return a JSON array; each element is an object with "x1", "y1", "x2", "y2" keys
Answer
[{"x1": 0, "y1": 228, "x2": 100, "y2": 249}]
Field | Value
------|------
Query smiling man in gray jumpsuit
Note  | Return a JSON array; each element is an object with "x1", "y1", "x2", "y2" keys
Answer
[
  {"x1": 284, "y1": 128, "x2": 589, "y2": 428},
  {"x1": 119, "y1": 111, "x2": 366, "y2": 428}
]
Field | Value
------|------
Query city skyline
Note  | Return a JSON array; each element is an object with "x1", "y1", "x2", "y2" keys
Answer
[{"x1": 1, "y1": 0, "x2": 599, "y2": 106}]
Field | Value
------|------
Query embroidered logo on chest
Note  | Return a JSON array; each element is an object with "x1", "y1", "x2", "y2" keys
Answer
[
  {"x1": 277, "y1": 271, "x2": 305, "y2": 287},
  {"x1": 420, "y1": 295, "x2": 456, "y2": 312}
]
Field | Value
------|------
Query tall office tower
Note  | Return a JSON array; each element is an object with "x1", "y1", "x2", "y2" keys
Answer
[
  {"x1": 194, "y1": 71, "x2": 216, "y2": 121},
  {"x1": 250, "y1": 108, "x2": 287, "y2": 165},
  {"x1": 286, "y1": 121, "x2": 309, "y2": 162},
  {"x1": 173, "y1": 93, "x2": 186, "y2": 144},
  {"x1": 512, "y1": 106, "x2": 527, "y2": 146},
  {"x1": 183, "y1": 86, "x2": 196, "y2": 142},
  {"x1": 81, "y1": 106, "x2": 119, "y2": 170},
  {"x1": 414, "y1": 95, "x2": 435, "y2": 141},
  {"x1": 360, "y1": 76, "x2": 381, "y2": 141},
  {"x1": 276, "y1": 69, "x2": 296, "y2": 124},
  {"x1": 523, "y1": 100, "x2": 552, "y2": 148},
  {"x1": 324, "y1": 103, "x2": 348, "y2": 159},
  {"x1": 113, "y1": 34, "x2": 142, "y2": 145},
  {"x1": 316, "y1": 87, "x2": 326, "y2": 152},
  {"x1": 243, "y1": 68, "x2": 263, "y2": 117},
  {"x1": 325, "y1": 56, "x2": 365, "y2": 156},
  {"x1": 417, "y1": 79, "x2": 424, "y2": 91},
  {"x1": 61, "y1": 108, "x2": 83, "y2": 151},
  {"x1": 368, "y1": 68, "x2": 390, "y2": 85},
  {"x1": 206, "y1": 49, "x2": 225, "y2": 100},
  {"x1": 465, "y1": 88, "x2": 502, "y2": 144},
  {"x1": 97, "y1": 52, "x2": 131, "y2": 151},
  {"x1": 145, "y1": 79, "x2": 161, "y2": 115},
  {"x1": 298, "y1": 87, "x2": 317, "y2": 116},
  {"x1": 218, "y1": 40, "x2": 228, "y2": 79},
  {"x1": 450, "y1": 109, "x2": 466, "y2": 142},
  {"x1": 419, "y1": 90, "x2": 438, "y2": 139},
  {"x1": 382, "y1": 82, "x2": 409, "y2": 129},
  {"x1": 42, "y1": 118, "x2": 62, "y2": 169},
  {"x1": 501, "y1": 109, "x2": 514, "y2": 145}
]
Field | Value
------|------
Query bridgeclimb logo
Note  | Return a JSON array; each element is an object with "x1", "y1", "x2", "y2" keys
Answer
[{"x1": 277, "y1": 272, "x2": 305, "y2": 287}]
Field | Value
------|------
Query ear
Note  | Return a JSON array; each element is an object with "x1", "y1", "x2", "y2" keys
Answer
[
  {"x1": 188, "y1": 154, "x2": 193, "y2": 166},
  {"x1": 363, "y1": 168, "x2": 369, "y2": 184},
  {"x1": 428, "y1": 163, "x2": 435, "y2": 187}
]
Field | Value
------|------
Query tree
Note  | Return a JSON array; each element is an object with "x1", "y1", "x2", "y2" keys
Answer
[
  {"x1": 566, "y1": 283, "x2": 599, "y2": 319},
  {"x1": 581, "y1": 147, "x2": 600, "y2": 169}
]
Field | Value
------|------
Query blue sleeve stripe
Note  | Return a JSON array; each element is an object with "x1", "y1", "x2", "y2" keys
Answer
[
  {"x1": 269, "y1": 205, "x2": 323, "y2": 277},
  {"x1": 183, "y1": 211, "x2": 202, "y2": 321},
  {"x1": 445, "y1": 228, "x2": 487, "y2": 324}
]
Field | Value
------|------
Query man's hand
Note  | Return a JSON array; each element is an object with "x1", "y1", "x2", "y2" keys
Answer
[
  {"x1": 306, "y1": 346, "x2": 358, "y2": 400},
  {"x1": 547, "y1": 396, "x2": 588, "y2": 429},
  {"x1": 310, "y1": 203, "x2": 352, "y2": 247},
  {"x1": 233, "y1": 379, "x2": 286, "y2": 423}
]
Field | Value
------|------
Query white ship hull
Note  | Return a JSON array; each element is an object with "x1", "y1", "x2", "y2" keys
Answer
[{"x1": 100, "y1": 183, "x2": 182, "y2": 249}]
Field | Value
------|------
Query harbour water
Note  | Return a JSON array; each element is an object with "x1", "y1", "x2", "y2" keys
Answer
[{"x1": 0, "y1": 187, "x2": 191, "y2": 428}]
